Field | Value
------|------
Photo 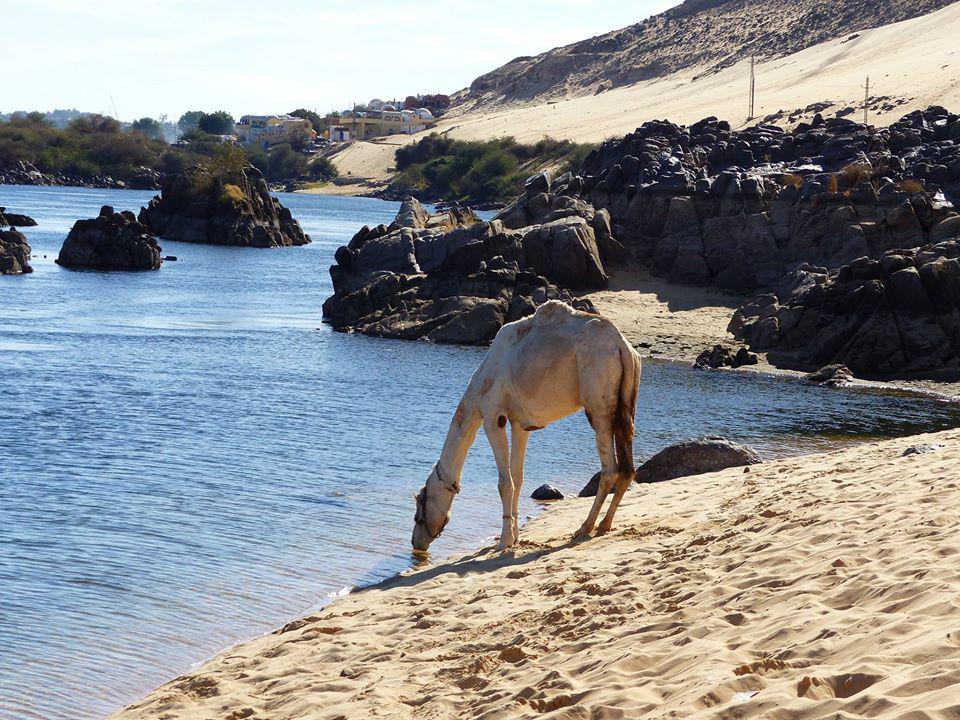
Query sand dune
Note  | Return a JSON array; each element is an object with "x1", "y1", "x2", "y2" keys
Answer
[
  {"x1": 112, "y1": 429, "x2": 960, "y2": 719},
  {"x1": 315, "y1": 2, "x2": 960, "y2": 191}
]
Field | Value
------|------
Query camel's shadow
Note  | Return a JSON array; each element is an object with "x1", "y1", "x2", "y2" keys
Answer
[{"x1": 356, "y1": 537, "x2": 582, "y2": 597}]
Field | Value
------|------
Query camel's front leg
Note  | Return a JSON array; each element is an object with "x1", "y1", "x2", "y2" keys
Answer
[
  {"x1": 483, "y1": 416, "x2": 515, "y2": 551},
  {"x1": 509, "y1": 425, "x2": 530, "y2": 543}
]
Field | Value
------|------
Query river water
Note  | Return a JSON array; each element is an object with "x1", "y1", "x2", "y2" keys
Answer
[{"x1": 1, "y1": 184, "x2": 958, "y2": 720}]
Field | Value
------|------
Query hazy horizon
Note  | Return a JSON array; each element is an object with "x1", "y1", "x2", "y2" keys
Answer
[{"x1": 4, "y1": 0, "x2": 674, "y2": 123}]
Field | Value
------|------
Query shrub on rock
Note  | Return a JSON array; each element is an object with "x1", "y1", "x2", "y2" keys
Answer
[{"x1": 138, "y1": 164, "x2": 310, "y2": 247}]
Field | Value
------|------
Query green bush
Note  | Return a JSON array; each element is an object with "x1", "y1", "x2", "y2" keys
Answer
[
  {"x1": 390, "y1": 133, "x2": 595, "y2": 203},
  {"x1": 308, "y1": 156, "x2": 338, "y2": 181}
]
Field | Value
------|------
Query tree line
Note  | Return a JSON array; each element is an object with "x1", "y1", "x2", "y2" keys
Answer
[{"x1": 0, "y1": 109, "x2": 337, "y2": 184}]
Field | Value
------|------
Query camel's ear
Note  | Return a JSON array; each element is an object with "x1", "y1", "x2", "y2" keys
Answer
[{"x1": 413, "y1": 492, "x2": 419, "y2": 503}]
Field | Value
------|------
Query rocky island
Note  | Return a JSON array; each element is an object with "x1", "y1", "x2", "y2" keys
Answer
[
  {"x1": 57, "y1": 206, "x2": 163, "y2": 270},
  {"x1": 322, "y1": 192, "x2": 607, "y2": 344},
  {"x1": 0, "y1": 207, "x2": 38, "y2": 228},
  {"x1": 138, "y1": 165, "x2": 309, "y2": 247},
  {"x1": 0, "y1": 229, "x2": 33, "y2": 275}
]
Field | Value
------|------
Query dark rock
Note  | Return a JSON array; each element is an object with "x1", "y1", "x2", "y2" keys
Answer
[
  {"x1": 732, "y1": 238, "x2": 960, "y2": 376},
  {"x1": 579, "y1": 472, "x2": 601, "y2": 498},
  {"x1": 635, "y1": 437, "x2": 762, "y2": 484},
  {"x1": 138, "y1": 165, "x2": 310, "y2": 247},
  {"x1": 531, "y1": 483, "x2": 564, "y2": 500},
  {"x1": 0, "y1": 229, "x2": 33, "y2": 274},
  {"x1": 57, "y1": 207, "x2": 162, "y2": 270},
  {"x1": 694, "y1": 344, "x2": 758, "y2": 369},
  {"x1": 521, "y1": 217, "x2": 608, "y2": 290},
  {"x1": 524, "y1": 171, "x2": 551, "y2": 195},
  {"x1": 902, "y1": 443, "x2": 946, "y2": 456},
  {"x1": 0, "y1": 208, "x2": 38, "y2": 227},
  {"x1": 806, "y1": 364, "x2": 854, "y2": 386}
]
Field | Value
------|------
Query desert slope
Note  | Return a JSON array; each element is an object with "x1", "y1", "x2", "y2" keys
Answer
[
  {"x1": 318, "y1": 2, "x2": 960, "y2": 192},
  {"x1": 461, "y1": 0, "x2": 956, "y2": 109},
  {"x1": 112, "y1": 429, "x2": 960, "y2": 719}
]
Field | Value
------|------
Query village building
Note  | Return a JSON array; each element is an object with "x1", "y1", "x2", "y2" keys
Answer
[
  {"x1": 328, "y1": 104, "x2": 436, "y2": 140},
  {"x1": 235, "y1": 114, "x2": 316, "y2": 148}
]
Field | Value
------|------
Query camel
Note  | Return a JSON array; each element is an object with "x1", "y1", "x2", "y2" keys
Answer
[{"x1": 412, "y1": 300, "x2": 642, "y2": 553}]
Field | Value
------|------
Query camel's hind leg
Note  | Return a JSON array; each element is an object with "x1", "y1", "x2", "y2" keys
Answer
[
  {"x1": 483, "y1": 416, "x2": 516, "y2": 551},
  {"x1": 597, "y1": 472, "x2": 633, "y2": 535},
  {"x1": 575, "y1": 416, "x2": 618, "y2": 539}
]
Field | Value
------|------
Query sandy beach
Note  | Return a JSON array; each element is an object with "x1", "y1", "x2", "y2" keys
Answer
[
  {"x1": 111, "y1": 428, "x2": 960, "y2": 719},
  {"x1": 585, "y1": 269, "x2": 743, "y2": 362}
]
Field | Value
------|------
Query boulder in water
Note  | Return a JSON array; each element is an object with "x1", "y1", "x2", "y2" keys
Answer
[
  {"x1": 0, "y1": 229, "x2": 33, "y2": 274},
  {"x1": 57, "y1": 205, "x2": 162, "y2": 270},
  {"x1": 0, "y1": 207, "x2": 38, "y2": 227},
  {"x1": 635, "y1": 437, "x2": 762, "y2": 484},
  {"x1": 138, "y1": 165, "x2": 310, "y2": 247},
  {"x1": 531, "y1": 483, "x2": 564, "y2": 500}
]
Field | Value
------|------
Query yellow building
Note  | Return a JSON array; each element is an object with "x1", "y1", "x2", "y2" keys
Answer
[
  {"x1": 235, "y1": 115, "x2": 316, "y2": 148},
  {"x1": 331, "y1": 108, "x2": 436, "y2": 140}
]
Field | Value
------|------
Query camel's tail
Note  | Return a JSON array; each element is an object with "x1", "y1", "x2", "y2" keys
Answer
[{"x1": 613, "y1": 344, "x2": 640, "y2": 479}]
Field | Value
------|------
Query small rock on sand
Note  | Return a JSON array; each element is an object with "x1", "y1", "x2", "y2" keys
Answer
[{"x1": 531, "y1": 484, "x2": 564, "y2": 500}]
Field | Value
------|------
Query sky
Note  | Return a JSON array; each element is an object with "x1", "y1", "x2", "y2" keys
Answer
[{"x1": 3, "y1": 0, "x2": 675, "y2": 122}]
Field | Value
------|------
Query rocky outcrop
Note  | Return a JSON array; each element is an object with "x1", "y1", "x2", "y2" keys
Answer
[
  {"x1": 57, "y1": 206, "x2": 162, "y2": 270},
  {"x1": 0, "y1": 160, "x2": 160, "y2": 190},
  {"x1": 322, "y1": 197, "x2": 599, "y2": 344},
  {"x1": 806, "y1": 364, "x2": 854, "y2": 386},
  {"x1": 694, "y1": 344, "x2": 758, "y2": 369},
  {"x1": 138, "y1": 165, "x2": 309, "y2": 247},
  {"x1": 578, "y1": 108, "x2": 960, "y2": 292},
  {"x1": 729, "y1": 239, "x2": 960, "y2": 377},
  {"x1": 0, "y1": 229, "x2": 32, "y2": 274},
  {"x1": 0, "y1": 207, "x2": 37, "y2": 227},
  {"x1": 635, "y1": 437, "x2": 762, "y2": 484}
]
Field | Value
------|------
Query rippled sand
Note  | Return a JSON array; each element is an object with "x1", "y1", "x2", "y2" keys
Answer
[{"x1": 112, "y1": 429, "x2": 960, "y2": 719}]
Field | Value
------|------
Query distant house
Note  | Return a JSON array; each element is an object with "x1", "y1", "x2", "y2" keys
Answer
[
  {"x1": 235, "y1": 114, "x2": 316, "y2": 148},
  {"x1": 329, "y1": 126, "x2": 351, "y2": 142},
  {"x1": 330, "y1": 107, "x2": 436, "y2": 140}
]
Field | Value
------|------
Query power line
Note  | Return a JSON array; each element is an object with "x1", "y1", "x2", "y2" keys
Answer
[{"x1": 862, "y1": 76, "x2": 870, "y2": 127}]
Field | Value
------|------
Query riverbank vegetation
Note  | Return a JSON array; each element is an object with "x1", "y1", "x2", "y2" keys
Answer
[
  {"x1": 391, "y1": 134, "x2": 594, "y2": 203},
  {"x1": 0, "y1": 112, "x2": 337, "y2": 185}
]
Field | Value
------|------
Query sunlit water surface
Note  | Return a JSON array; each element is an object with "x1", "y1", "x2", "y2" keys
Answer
[{"x1": 1, "y1": 185, "x2": 958, "y2": 720}]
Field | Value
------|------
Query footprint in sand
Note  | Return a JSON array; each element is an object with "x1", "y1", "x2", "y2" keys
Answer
[
  {"x1": 499, "y1": 646, "x2": 534, "y2": 663},
  {"x1": 797, "y1": 673, "x2": 882, "y2": 699},
  {"x1": 174, "y1": 676, "x2": 219, "y2": 699}
]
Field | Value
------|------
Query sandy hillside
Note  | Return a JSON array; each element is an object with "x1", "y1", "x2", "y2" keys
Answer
[
  {"x1": 315, "y1": 2, "x2": 960, "y2": 191},
  {"x1": 112, "y1": 429, "x2": 960, "y2": 719},
  {"x1": 463, "y1": 0, "x2": 954, "y2": 109}
]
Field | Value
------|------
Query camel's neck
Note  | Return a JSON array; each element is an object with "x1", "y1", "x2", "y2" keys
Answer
[{"x1": 437, "y1": 395, "x2": 482, "y2": 483}]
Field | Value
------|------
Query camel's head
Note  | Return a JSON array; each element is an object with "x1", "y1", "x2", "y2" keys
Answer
[{"x1": 411, "y1": 465, "x2": 456, "y2": 553}]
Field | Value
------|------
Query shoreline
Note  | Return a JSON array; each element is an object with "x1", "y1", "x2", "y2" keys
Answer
[
  {"x1": 587, "y1": 267, "x2": 960, "y2": 401},
  {"x1": 110, "y1": 427, "x2": 960, "y2": 719}
]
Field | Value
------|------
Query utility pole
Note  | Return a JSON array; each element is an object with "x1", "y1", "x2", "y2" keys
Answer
[
  {"x1": 748, "y1": 54, "x2": 756, "y2": 121},
  {"x1": 862, "y1": 76, "x2": 870, "y2": 126}
]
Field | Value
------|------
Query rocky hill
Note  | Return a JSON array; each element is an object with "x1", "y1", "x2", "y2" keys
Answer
[{"x1": 461, "y1": 0, "x2": 957, "y2": 110}]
